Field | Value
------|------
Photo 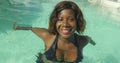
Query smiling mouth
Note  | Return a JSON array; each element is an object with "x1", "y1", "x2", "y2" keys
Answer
[{"x1": 61, "y1": 28, "x2": 71, "y2": 35}]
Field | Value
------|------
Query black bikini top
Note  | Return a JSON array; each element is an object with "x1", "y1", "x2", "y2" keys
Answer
[{"x1": 44, "y1": 33, "x2": 83, "y2": 63}]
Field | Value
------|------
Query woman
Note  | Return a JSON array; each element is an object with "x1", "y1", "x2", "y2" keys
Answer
[{"x1": 14, "y1": 1, "x2": 95, "y2": 63}]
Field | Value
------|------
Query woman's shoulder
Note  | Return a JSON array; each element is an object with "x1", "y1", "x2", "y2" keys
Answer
[
  {"x1": 75, "y1": 33, "x2": 96, "y2": 48},
  {"x1": 32, "y1": 28, "x2": 55, "y2": 41},
  {"x1": 75, "y1": 34, "x2": 88, "y2": 47},
  {"x1": 75, "y1": 33, "x2": 89, "y2": 41}
]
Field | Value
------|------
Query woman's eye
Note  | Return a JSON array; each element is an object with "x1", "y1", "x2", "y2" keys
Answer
[
  {"x1": 58, "y1": 19, "x2": 63, "y2": 21},
  {"x1": 68, "y1": 18, "x2": 75, "y2": 21}
]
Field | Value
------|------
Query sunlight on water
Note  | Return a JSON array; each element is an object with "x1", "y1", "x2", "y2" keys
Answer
[{"x1": 0, "y1": 0, "x2": 120, "y2": 63}]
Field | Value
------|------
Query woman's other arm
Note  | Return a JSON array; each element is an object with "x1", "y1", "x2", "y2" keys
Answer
[
  {"x1": 87, "y1": 36, "x2": 96, "y2": 46},
  {"x1": 13, "y1": 22, "x2": 52, "y2": 42},
  {"x1": 13, "y1": 22, "x2": 32, "y2": 30}
]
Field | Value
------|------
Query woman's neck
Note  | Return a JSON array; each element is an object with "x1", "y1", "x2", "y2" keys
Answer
[{"x1": 58, "y1": 34, "x2": 75, "y2": 43}]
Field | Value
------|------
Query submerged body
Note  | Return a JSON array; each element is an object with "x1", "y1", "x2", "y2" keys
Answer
[{"x1": 34, "y1": 31, "x2": 89, "y2": 63}]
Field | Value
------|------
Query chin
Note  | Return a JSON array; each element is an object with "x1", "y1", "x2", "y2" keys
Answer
[
  {"x1": 60, "y1": 33, "x2": 74, "y2": 39},
  {"x1": 62, "y1": 35, "x2": 70, "y2": 39}
]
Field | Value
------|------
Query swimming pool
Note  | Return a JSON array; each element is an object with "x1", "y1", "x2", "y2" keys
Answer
[{"x1": 0, "y1": 0, "x2": 120, "y2": 63}]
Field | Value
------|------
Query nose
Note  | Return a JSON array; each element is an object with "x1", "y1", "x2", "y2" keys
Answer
[{"x1": 62, "y1": 20, "x2": 69, "y2": 26}]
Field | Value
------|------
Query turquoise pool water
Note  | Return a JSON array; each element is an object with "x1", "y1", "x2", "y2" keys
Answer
[{"x1": 0, "y1": 0, "x2": 120, "y2": 63}]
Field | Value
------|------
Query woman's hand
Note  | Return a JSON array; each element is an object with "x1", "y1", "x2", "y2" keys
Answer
[
  {"x1": 13, "y1": 22, "x2": 32, "y2": 30},
  {"x1": 13, "y1": 22, "x2": 17, "y2": 30},
  {"x1": 86, "y1": 36, "x2": 96, "y2": 46}
]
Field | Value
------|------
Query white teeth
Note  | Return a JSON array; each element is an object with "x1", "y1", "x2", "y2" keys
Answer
[
  {"x1": 62, "y1": 30, "x2": 69, "y2": 33},
  {"x1": 62, "y1": 29, "x2": 71, "y2": 34}
]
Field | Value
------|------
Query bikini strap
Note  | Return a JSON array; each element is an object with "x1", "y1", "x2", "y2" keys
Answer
[{"x1": 44, "y1": 34, "x2": 58, "y2": 61}]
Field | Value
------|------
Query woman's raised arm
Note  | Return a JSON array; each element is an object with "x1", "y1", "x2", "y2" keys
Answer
[
  {"x1": 13, "y1": 22, "x2": 52, "y2": 42},
  {"x1": 13, "y1": 22, "x2": 32, "y2": 30}
]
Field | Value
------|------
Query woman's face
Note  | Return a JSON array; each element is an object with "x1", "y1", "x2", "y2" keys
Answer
[{"x1": 56, "y1": 9, "x2": 76, "y2": 39}]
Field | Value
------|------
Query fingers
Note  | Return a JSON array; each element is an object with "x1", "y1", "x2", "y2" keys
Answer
[
  {"x1": 90, "y1": 41, "x2": 96, "y2": 46},
  {"x1": 13, "y1": 22, "x2": 17, "y2": 30}
]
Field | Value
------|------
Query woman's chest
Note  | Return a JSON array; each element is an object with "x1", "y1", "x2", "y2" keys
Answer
[{"x1": 56, "y1": 43, "x2": 78, "y2": 62}]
